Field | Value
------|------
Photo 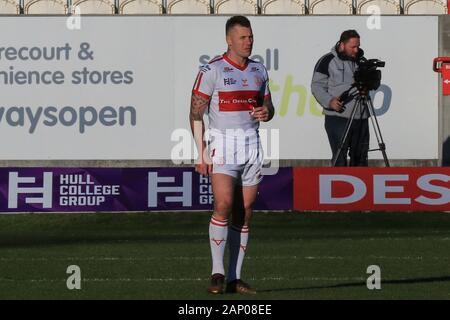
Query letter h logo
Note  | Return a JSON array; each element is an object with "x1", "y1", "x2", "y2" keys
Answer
[
  {"x1": 148, "y1": 172, "x2": 192, "y2": 208},
  {"x1": 8, "y1": 172, "x2": 53, "y2": 209},
  {"x1": 224, "y1": 78, "x2": 236, "y2": 86}
]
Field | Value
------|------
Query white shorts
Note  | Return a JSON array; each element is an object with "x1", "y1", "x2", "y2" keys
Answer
[{"x1": 209, "y1": 137, "x2": 264, "y2": 186}]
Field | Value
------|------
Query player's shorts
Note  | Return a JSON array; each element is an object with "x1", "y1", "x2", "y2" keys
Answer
[{"x1": 209, "y1": 134, "x2": 264, "y2": 186}]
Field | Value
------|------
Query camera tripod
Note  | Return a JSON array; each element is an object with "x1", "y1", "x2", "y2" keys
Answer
[{"x1": 332, "y1": 85, "x2": 390, "y2": 167}]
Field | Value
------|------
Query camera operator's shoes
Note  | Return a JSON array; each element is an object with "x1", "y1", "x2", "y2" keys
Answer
[
  {"x1": 225, "y1": 279, "x2": 257, "y2": 295},
  {"x1": 207, "y1": 273, "x2": 225, "y2": 294}
]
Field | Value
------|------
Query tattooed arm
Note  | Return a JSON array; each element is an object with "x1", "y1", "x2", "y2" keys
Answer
[{"x1": 190, "y1": 92, "x2": 212, "y2": 176}]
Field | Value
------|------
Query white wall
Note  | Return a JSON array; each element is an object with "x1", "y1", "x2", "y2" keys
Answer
[{"x1": 0, "y1": 16, "x2": 439, "y2": 160}]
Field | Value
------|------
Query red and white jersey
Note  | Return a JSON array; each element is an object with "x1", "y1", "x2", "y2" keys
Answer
[{"x1": 192, "y1": 54, "x2": 271, "y2": 136}]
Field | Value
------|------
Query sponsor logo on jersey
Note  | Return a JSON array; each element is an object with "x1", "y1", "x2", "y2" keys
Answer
[
  {"x1": 242, "y1": 79, "x2": 249, "y2": 87},
  {"x1": 200, "y1": 65, "x2": 211, "y2": 73},
  {"x1": 223, "y1": 67, "x2": 234, "y2": 73},
  {"x1": 224, "y1": 78, "x2": 237, "y2": 86},
  {"x1": 218, "y1": 91, "x2": 259, "y2": 112},
  {"x1": 254, "y1": 76, "x2": 263, "y2": 87}
]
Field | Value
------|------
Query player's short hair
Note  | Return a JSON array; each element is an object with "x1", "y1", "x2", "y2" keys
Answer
[
  {"x1": 226, "y1": 16, "x2": 251, "y2": 35},
  {"x1": 339, "y1": 30, "x2": 360, "y2": 43}
]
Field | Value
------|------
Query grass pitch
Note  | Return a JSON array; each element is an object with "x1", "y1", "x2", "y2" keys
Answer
[{"x1": 0, "y1": 211, "x2": 450, "y2": 300}]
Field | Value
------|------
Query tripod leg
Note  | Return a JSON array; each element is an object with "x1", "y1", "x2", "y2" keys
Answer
[
  {"x1": 365, "y1": 98, "x2": 390, "y2": 167},
  {"x1": 332, "y1": 99, "x2": 360, "y2": 167},
  {"x1": 349, "y1": 117, "x2": 369, "y2": 166}
]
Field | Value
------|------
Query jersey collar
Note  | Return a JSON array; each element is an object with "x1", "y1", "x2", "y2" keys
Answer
[{"x1": 223, "y1": 53, "x2": 249, "y2": 71}]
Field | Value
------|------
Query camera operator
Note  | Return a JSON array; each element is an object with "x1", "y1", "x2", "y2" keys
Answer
[{"x1": 311, "y1": 30, "x2": 369, "y2": 167}]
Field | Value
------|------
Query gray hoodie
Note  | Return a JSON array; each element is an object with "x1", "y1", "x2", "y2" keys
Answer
[{"x1": 311, "y1": 46, "x2": 368, "y2": 119}]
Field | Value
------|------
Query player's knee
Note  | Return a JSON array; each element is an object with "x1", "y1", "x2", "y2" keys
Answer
[{"x1": 214, "y1": 200, "x2": 233, "y2": 216}]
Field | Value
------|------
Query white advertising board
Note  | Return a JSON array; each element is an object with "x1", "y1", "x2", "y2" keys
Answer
[{"x1": 0, "y1": 16, "x2": 438, "y2": 160}]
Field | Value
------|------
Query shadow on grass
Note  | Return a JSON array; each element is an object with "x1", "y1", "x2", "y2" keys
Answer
[
  {"x1": 0, "y1": 234, "x2": 207, "y2": 248},
  {"x1": 259, "y1": 276, "x2": 450, "y2": 293}
]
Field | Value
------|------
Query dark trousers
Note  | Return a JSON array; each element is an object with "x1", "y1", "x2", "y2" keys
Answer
[{"x1": 325, "y1": 115, "x2": 369, "y2": 167}]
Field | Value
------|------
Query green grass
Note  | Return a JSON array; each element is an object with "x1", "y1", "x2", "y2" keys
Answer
[{"x1": 0, "y1": 211, "x2": 450, "y2": 299}]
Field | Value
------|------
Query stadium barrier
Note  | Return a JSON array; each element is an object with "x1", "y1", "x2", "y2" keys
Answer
[
  {"x1": 0, "y1": 15, "x2": 449, "y2": 213},
  {"x1": 1, "y1": 166, "x2": 449, "y2": 212},
  {"x1": 293, "y1": 167, "x2": 450, "y2": 211},
  {"x1": 0, "y1": 167, "x2": 293, "y2": 212}
]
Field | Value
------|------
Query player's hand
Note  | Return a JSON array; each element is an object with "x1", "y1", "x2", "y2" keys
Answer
[
  {"x1": 195, "y1": 163, "x2": 212, "y2": 176},
  {"x1": 329, "y1": 97, "x2": 344, "y2": 112},
  {"x1": 195, "y1": 153, "x2": 213, "y2": 177},
  {"x1": 250, "y1": 106, "x2": 270, "y2": 122}
]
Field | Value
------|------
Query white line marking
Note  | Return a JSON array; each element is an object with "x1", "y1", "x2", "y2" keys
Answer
[
  {"x1": 0, "y1": 277, "x2": 367, "y2": 283},
  {"x1": 1, "y1": 256, "x2": 450, "y2": 262}
]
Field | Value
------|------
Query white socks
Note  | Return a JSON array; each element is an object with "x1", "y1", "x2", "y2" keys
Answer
[
  {"x1": 209, "y1": 216, "x2": 228, "y2": 275},
  {"x1": 227, "y1": 225, "x2": 249, "y2": 282}
]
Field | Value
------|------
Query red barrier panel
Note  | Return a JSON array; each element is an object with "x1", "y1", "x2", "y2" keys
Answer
[
  {"x1": 433, "y1": 57, "x2": 450, "y2": 95},
  {"x1": 294, "y1": 168, "x2": 450, "y2": 212}
]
